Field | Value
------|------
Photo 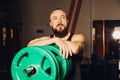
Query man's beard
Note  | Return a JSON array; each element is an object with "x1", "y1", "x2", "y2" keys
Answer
[{"x1": 52, "y1": 25, "x2": 69, "y2": 38}]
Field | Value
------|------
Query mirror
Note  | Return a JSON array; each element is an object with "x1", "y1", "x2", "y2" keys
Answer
[{"x1": 92, "y1": 20, "x2": 120, "y2": 60}]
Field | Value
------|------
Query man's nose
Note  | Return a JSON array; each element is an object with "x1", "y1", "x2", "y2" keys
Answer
[{"x1": 58, "y1": 18, "x2": 62, "y2": 24}]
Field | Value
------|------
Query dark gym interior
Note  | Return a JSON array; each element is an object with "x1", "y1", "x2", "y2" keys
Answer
[{"x1": 0, "y1": 0, "x2": 120, "y2": 80}]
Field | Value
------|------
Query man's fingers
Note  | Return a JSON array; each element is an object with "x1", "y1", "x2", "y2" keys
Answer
[
  {"x1": 69, "y1": 48, "x2": 72, "y2": 56},
  {"x1": 64, "y1": 46, "x2": 69, "y2": 58},
  {"x1": 59, "y1": 46, "x2": 66, "y2": 58},
  {"x1": 59, "y1": 45, "x2": 73, "y2": 59},
  {"x1": 68, "y1": 46, "x2": 72, "y2": 56}
]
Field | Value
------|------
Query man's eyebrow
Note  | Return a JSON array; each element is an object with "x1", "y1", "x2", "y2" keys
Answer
[
  {"x1": 51, "y1": 14, "x2": 66, "y2": 18},
  {"x1": 61, "y1": 15, "x2": 65, "y2": 16},
  {"x1": 52, "y1": 16, "x2": 57, "y2": 18}
]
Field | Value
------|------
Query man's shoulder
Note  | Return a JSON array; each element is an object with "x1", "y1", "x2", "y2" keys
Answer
[
  {"x1": 72, "y1": 33, "x2": 85, "y2": 42},
  {"x1": 73, "y1": 33, "x2": 84, "y2": 38}
]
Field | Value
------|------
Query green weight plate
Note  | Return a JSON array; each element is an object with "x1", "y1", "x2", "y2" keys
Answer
[
  {"x1": 11, "y1": 46, "x2": 59, "y2": 80},
  {"x1": 36, "y1": 46, "x2": 60, "y2": 80},
  {"x1": 41, "y1": 45, "x2": 72, "y2": 80}
]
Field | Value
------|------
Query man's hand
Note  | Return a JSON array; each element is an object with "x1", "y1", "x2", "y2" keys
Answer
[{"x1": 53, "y1": 37, "x2": 72, "y2": 59}]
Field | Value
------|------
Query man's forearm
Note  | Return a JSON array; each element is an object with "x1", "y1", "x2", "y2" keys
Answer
[
  {"x1": 28, "y1": 38, "x2": 55, "y2": 46},
  {"x1": 64, "y1": 40, "x2": 84, "y2": 55}
]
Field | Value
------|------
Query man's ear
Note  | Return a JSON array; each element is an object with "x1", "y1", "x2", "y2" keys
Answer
[{"x1": 49, "y1": 22, "x2": 52, "y2": 27}]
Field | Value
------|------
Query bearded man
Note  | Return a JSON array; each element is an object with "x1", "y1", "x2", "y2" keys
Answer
[{"x1": 28, "y1": 8, "x2": 85, "y2": 80}]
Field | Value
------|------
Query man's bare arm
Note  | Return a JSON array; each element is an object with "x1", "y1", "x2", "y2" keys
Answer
[
  {"x1": 64, "y1": 34, "x2": 85, "y2": 55},
  {"x1": 27, "y1": 34, "x2": 85, "y2": 58},
  {"x1": 27, "y1": 36, "x2": 54, "y2": 46}
]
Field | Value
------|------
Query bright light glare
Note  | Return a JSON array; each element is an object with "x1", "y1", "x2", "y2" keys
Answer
[{"x1": 112, "y1": 31, "x2": 120, "y2": 39}]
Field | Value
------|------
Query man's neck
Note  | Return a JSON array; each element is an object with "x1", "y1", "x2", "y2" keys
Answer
[{"x1": 54, "y1": 32, "x2": 70, "y2": 40}]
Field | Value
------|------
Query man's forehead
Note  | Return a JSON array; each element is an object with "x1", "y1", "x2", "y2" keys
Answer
[{"x1": 50, "y1": 10, "x2": 66, "y2": 17}]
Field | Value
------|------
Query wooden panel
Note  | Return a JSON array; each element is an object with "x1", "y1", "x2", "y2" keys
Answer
[{"x1": 94, "y1": 20, "x2": 105, "y2": 59}]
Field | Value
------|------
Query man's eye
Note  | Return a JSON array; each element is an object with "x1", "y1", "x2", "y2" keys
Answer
[
  {"x1": 62, "y1": 16, "x2": 66, "y2": 19},
  {"x1": 53, "y1": 17, "x2": 57, "y2": 20}
]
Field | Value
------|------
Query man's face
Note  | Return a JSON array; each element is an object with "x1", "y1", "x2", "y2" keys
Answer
[{"x1": 49, "y1": 10, "x2": 69, "y2": 37}]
